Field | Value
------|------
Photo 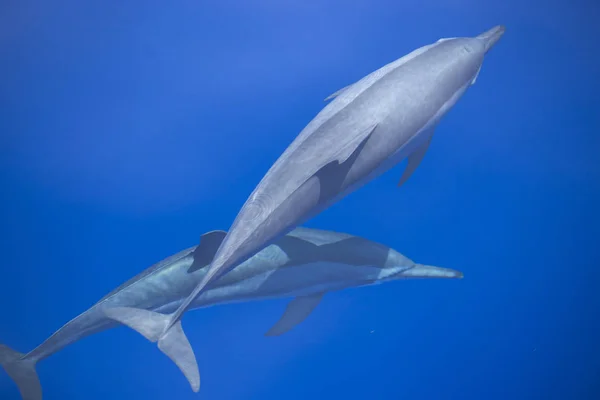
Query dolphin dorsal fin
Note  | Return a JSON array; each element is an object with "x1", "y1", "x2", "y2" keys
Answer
[
  {"x1": 265, "y1": 293, "x2": 325, "y2": 336},
  {"x1": 188, "y1": 230, "x2": 227, "y2": 273}
]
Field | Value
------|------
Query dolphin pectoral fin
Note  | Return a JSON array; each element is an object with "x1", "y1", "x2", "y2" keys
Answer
[
  {"x1": 335, "y1": 123, "x2": 377, "y2": 165},
  {"x1": 324, "y1": 83, "x2": 353, "y2": 101},
  {"x1": 188, "y1": 230, "x2": 227, "y2": 273},
  {"x1": 265, "y1": 293, "x2": 325, "y2": 337},
  {"x1": 310, "y1": 123, "x2": 376, "y2": 203},
  {"x1": 103, "y1": 307, "x2": 200, "y2": 392},
  {"x1": 397, "y1": 135, "x2": 432, "y2": 187}
]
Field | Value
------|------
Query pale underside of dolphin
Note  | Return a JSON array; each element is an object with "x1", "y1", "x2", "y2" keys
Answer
[
  {"x1": 0, "y1": 227, "x2": 463, "y2": 400},
  {"x1": 105, "y1": 25, "x2": 505, "y2": 378}
]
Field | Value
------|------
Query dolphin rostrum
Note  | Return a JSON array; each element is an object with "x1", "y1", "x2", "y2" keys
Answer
[
  {"x1": 0, "y1": 227, "x2": 462, "y2": 399},
  {"x1": 101, "y1": 25, "x2": 503, "y2": 384}
]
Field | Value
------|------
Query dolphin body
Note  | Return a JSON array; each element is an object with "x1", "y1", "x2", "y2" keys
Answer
[
  {"x1": 0, "y1": 227, "x2": 462, "y2": 400},
  {"x1": 103, "y1": 25, "x2": 504, "y2": 385}
]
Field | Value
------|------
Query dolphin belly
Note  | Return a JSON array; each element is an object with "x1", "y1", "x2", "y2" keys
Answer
[
  {"x1": 338, "y1": 79, "x2": 475, "y2": 198},
  {"x1": 187, "y1": 262, "x2": 385, "y2": 309}
]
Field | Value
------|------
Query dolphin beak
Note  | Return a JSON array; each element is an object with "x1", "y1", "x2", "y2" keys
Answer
[
  {"x1": 399, "y1": 264, "x2": 464, "y2": 279},
  {"x1": 476, "y1": 25, "x2": 505, "y2": 54}
]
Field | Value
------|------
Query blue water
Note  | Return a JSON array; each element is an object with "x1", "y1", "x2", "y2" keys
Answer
[{"x1": 1, "y1": 1, "x2": 599, "y2": 399}]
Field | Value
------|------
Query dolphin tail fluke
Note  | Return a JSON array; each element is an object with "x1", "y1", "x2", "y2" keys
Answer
[
  {"x1": 103, "y1": 307, "x2": 200, "y2": 392},
  {"x1": 0, "y1": 344, "x2": 41, "y2": 400}
]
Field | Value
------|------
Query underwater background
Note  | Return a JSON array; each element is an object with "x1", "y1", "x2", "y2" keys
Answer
[{"x1": 1, "y1": 1, "x2": 599, "y2": 399}]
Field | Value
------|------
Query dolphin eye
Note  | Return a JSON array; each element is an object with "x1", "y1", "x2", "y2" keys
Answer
[{"x1": 462, "y1": 45, "x2": 473, "y2": 54}]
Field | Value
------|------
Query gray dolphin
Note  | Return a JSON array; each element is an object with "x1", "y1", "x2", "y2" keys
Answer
[
  {"x1": 0, "y1": 227, "x2": 462, "y2": 399},
  {"x1": 101, "y1": 25, "x2": 503, "y2": 388}
]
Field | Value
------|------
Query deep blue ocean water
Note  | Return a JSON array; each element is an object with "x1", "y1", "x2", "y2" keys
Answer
[{"x1": 1, "y1": 1, "x2": 599, "y2": 399}]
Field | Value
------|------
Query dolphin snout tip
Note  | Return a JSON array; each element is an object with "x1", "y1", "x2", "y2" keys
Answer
[
  {"x1": 480, "y1": 25, "x2": 506, "y2": 38},
  {"x1": 447, "y1": 269, "x2": 464, "y2": 279},
  {"x1": 493, "y1": 25, "x2": 506, "y2": 35},
  {"x1": 477, "y1": 25, "x2": 506, "y2": 54}
]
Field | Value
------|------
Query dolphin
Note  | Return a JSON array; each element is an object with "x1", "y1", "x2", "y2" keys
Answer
[
  {"x1": 0, "y1": 227, "x2": 462, "y2": 399},
  {"x1": 98, "y1": 25, "x2": 503, "y2": 386}
]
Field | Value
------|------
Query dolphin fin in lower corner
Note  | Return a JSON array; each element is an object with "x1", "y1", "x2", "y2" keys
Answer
[
  {"x1": 0, "y1": 344, "x2": 41, "y2": 400},
  {"x1": 398, "y1": 135, "x2": 432, "y2": 187},
  {"x1": 103, "y1": 307, "x2": 200, "y2": 392},
  {"x1": 265, "y1": 292, "x2": 325, "y2": 337}
]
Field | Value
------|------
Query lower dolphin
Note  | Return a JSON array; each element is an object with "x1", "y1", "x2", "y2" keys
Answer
[{"x1": 0, "y1": 227, "x2": 462, "y2": 400}]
